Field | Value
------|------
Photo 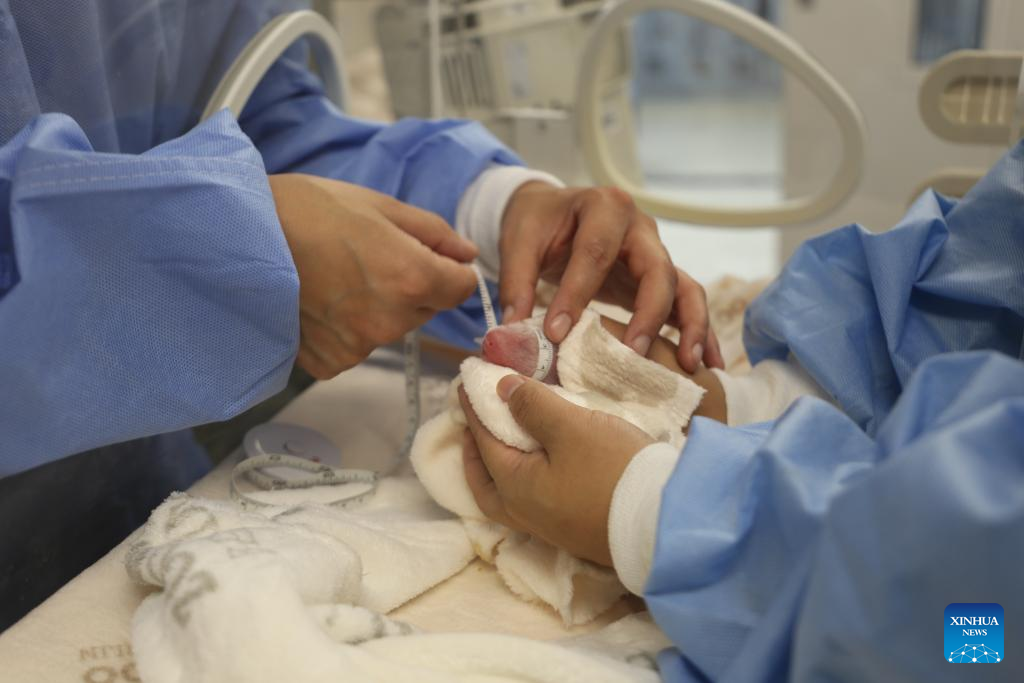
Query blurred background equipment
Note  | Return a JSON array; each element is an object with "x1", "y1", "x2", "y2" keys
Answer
[
  {"x1": 317, "y1": 0, "x2": 1024, "y2": 281},
  {"x1": 373, "y1": 0, "x2": 641, "y2": 186},
  {"x1": 778, "y1": 0, "x2": 1024, "y2": 256},
  {"x1": 576, "y1": 0, "x2": 866, "y2": 231}
]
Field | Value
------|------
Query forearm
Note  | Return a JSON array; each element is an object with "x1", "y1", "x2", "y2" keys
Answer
[{"x1": 240, "y1": 57, "x2": 520, "y2": 224}]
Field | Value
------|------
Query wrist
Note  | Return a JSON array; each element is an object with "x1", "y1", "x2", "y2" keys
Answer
[
  {"x1": 454, "y1": 166, "x2": 562, "y2": 281},
  {"x1": 500, "y1": 179, "x2": 562, "y2": 233},
  {"x1": 454, "y1": 166, "x2": 561, "y2": 282}
]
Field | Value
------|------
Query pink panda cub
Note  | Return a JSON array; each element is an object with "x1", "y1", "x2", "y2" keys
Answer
[{"x1": 480, "y1": 320, "x2": 559, "y2": 384}]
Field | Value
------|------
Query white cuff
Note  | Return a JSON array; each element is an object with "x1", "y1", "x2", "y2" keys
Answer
[
  {"x1": 608, "y1": 441, "x2": 681, "y2": 596},
  {"x1": 455, "y1": 165, "x2": 565, "y2": 282},
  {"x1": 712, "y1": 358, "x2": 830, "y2": 426}
]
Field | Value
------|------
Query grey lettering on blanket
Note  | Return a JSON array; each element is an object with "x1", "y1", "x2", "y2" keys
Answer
[
  {"x1": 78, "y1": 641, "x2": 138, "y2": 683},
  {"x1": 625, "y1": 652, "x2": 659, "y2": 671},
  {"x1": 346, "y1": 614, "x2": 416, "y2": 645},
  {"x1": 319, "y1": 606, "x2": 417, "y2": 645},
  {"x1": 168, "y1": 528, "x2": 287, "y2": 624},
  {"x1": 81, "y1": 662, "x2": 139, "y2": 683},
  {"x1": 219, "y1": 527, "x2": 276, "y2": 559},
  {"x1": 163, "y1": 495, "x2": 220, "y2": 539},
  {"x1": 126, "y1": 501, "x2": 295, "y2": 626},
  {"x1": 125, "y1": 495, "x2": 222, "y2": 583},
  {"x1": 80, "y1": 643, "x2": 133, "y2": 661},
  {"x1": 353, "y1": 612, "x2": 388, "y2": 645},
  {"x1": 159, "y1": 550, "x2": 219, "y2": 627}
]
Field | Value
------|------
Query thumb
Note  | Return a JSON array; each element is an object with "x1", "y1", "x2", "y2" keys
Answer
[{"x1": 497, "y1": 375, "x2": 579, "y2": 452}]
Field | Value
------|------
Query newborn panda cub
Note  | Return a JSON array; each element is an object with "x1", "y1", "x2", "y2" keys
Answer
[{"x1": 480, "y1": 320, "x2": 558, "y2": 383}]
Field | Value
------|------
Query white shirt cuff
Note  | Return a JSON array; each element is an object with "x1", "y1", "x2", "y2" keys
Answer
[
  {"x1": 712, "y1": 358, "x2": 830, "y2": 426},
  {"x1": 608, "y1": 441, "x2": 681, "y2": 596},
  {"x1": 454, "y1": 165, "x2": 565, "y2": 282}
]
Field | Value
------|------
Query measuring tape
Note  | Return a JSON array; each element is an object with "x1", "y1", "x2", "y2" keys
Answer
[
  {"x1": 530, "y1": 327, "x2": 555, "y2": 381},
  {"x1": 230, "y1": 451, "x2": 379, "y2": 510},
  {"x1": 230, "y1": 263, "x2": 496, "y2": 510}
]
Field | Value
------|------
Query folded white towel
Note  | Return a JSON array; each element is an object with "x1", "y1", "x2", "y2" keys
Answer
[{"x1": 411, "y1": 310, "x2": 705, "y2": 625}]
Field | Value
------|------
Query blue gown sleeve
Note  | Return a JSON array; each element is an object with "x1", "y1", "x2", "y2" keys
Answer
[
  {"x1": 0, "y1": 112, "x2": 298, "y2": 476},
  {"x1": 743, "y1": 142, "x2": 1024, "y2": 434},
  {"x1": 238, "y1": 54, "x2": 523, "y2": 225},
  {"x1": 646, "y1": 352, "x2": 1024, "y2": 682}
]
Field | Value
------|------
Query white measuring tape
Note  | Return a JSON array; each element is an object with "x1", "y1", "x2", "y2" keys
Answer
[
  {"x1": 230, "y1": 263, "x2": 497, "y2": 510},
  {"x1": 530, "y1": 327, "x2": 555, "y2": 381},
  {"x1": 230, "y1": 450, "x2": 379, "y2": 510}
]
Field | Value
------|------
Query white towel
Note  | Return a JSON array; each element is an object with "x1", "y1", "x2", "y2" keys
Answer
[
  {"x1": 126, "y1": 491, "x2": 671, "y2": 683},
  {"x1": 411, "y1": 310, "x2": 705, "y2": 625}
]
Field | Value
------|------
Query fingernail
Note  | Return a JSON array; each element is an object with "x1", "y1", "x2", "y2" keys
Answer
[
  {"x1": 497, "y1": 375, "x2": 526, "y2": 402},
  {"x1": 692, "y1": 343, "x2": 704, "y2": 364},
  {"x1": 629, "y1": 335, "x2": 652, "y2": 356},
  {"x1": 502, "y1": 305, "x2": 515, "y2": 322},
  {"x1": 549, "y1": 312, "x2": 572, "y2": 342}
]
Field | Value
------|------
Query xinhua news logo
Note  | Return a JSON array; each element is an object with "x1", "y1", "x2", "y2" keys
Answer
[{"x1": 945, "y1": 603, "x2": 1003, "y2": 663}]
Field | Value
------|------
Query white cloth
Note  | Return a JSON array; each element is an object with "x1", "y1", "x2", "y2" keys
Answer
[
  {"x1": 711, "y1": 358, "x2": 831, "y2": 426},
  {"x1": 454, "y1": 165, "x2": 565, "y2": 281},
  {"x1": 608, "y1": 442, "x2": 680, "y2": 596},
  {"x1": 411, "y1": 310, "x2": 705, "y2": 624},
  {"x1": 125, "y1": 488, "x2": 671, "y2": 683},
  {"x1": 607, "y1": 359, "x2": 828, "y2": 595}
]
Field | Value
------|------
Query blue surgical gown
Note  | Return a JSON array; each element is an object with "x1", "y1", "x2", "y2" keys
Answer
[
  {"x1": 0, "y1": 0, "x2": 518, "y2": 476},
  {"x1": 0, "y1": 0, "x2": 519, "y2": 627},
  {"x1": 647, "y1": 141, "x2": 1024, "y2": 681}
]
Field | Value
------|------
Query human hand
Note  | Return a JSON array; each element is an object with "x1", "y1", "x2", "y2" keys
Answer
[
  {"x1": 498, "y1": 181, "x2": 724, "y2": 373},
  {"x1": 269, "y1": 173, "x2": 478, "y2": 378},
  {"x1": 458, "y1": 375, "x2": 654, "y2": 566}
]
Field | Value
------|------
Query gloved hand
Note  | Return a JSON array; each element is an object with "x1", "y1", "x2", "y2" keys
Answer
[
  {"x1": 270, "y1": 173, "x2": 478, "y2": 378},
  {"x1": 459, "y1": 375, "x2": 654, "y2": 566},
  {"x1": 499, "y1": 182, "x2": 724, "y2": 373}
]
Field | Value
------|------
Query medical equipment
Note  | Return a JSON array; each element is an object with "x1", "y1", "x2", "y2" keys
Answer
[
  {"x1": 200, "y1": 11, "x2": 350, "y2": 120},
  {"x1": 777, "y1": 0, "x2": 1024, "y2": 256},
  {"x1": 577, "y1": 0, "x2": 866, "y2": 227},
  {"x1": 243, "y1": 423, "x2": 344, "y2": 474},
  {"x1": 369, "y1": 0, "x2": 866, "y2": 226},
  {"x1": 920, "y1": 51, "x2": 1024, "y2": 145},
  {"x1": 235, "y1": 423, "x2": 377, "y2": 510},
  {"x1": 373, "y1": 0, "x2": 641, "y2": 185},
  {"x1": 912, "y1": 49, "x2": 1024, "y2": 198}
]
